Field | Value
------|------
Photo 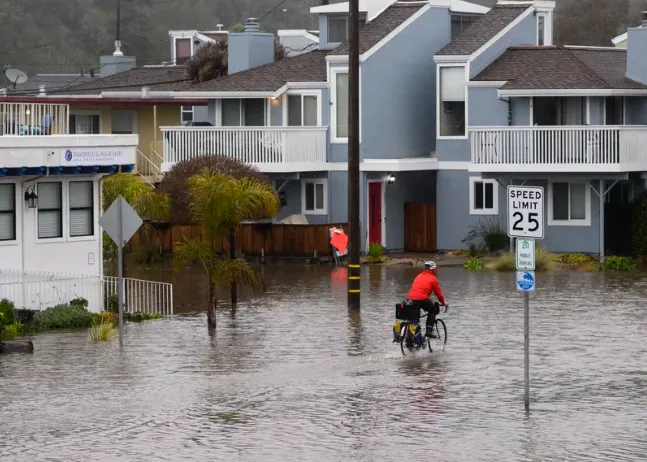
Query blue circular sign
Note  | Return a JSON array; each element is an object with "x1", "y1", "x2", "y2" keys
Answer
[
  {"x1": 65, "y1": 150, "x2": 73, "y2": 162},
  {"x1": 517, "y1": 272, "x2": 534, "y2": 291}
]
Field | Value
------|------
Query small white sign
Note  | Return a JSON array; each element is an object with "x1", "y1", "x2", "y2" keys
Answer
[
  {"x1": 60, "y1": 147, "x2": 128, "y2": 166},
  {"x1": 88, "y1": 252, "x2": 95, "y2": 265},
  {"x1": 516, "y1": 238, "x2": 535, "y2": 270},
  {"x1": 516, "y1": 271, "x2": 536, "y2": 292},
  {"x1": 508, "y1": 185, "x2": 544, "y2": 239}
]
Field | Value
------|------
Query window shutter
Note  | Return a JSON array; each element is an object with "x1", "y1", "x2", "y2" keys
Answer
[
  {"x1": 70, "y1": 181, "x2": 93, "y2": 237},
  {"x1": 0, "y1": 184, "x2": 15, "y2": 240},
  {"x1": 38, "y1": 182, "x2": 62, "y2": 239},
  {"x1": 440, "y1": 67, "x2": 465, "y2": 102},
  {"x1": 335, "y1": 73, "x2": 349, "y2": 138}
]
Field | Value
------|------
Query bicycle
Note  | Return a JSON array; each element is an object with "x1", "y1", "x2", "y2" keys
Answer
[{"x1": 395, "y1": 301, "x2": 448, "y2": 356}]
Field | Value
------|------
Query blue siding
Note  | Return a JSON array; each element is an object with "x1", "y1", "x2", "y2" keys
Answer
[
  {"x1": 228, "y1": 33, "x2": 274, "y2": 74},
  {"x1": 469, "y1": 10, "x2": 536, "y2": 78},
  {"x1": 329, "y1": 171, "x2": 348, "y2": 223},
  {"x1": 511, "y1": 97, "x2": 530, "y2": 125},
  {"x1": 468, "y1": 87, "x2": 508, "y2": 126},
  {"x1": 436, "y1": 139, "x2": 470, "y2": 161},
  {"x1": 626, "y1": 28, "x2": 647, "y2": 86},
  {"x1": 360, "y1": 6, "x2": 451, "y2": 160}
]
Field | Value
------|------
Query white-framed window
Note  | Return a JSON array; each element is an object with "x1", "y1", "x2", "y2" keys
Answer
[
  {"x1": 301, "y1": 178, "x2": 327, "y2": 215},
  {"x1": 537, "y1": 14, "x2": 546, "y2": 46},
  {"x1": 37, "y1": 181, "x2": 63, "y2": 239},
  {"x1": 328, "y1": 15, "x2": 348, "y2": 43},
  {"x1": 221, "y1": 99, "x2": 266, "y2": 126},
  {"x1": 469, "y1": 177, "x2": 498, "y2": 215},
  {"x1": 69, "y1": 181, "x2": 94, "y2": 238},
  {"x1": 69, "y1": 111, "x2": 100, "y2": 134},
  {"x1": 331, "y1": 67, "x2": 349, "y2": 142},
  {"x1": 438, "y1": 65, "x2": 466, "y2": 138},
  {"x1": 548, "y1": 181, "x2": 591, "y2": 226},
  {"x1": 286, "y1": 93, "x2": 319, "y2": 126},
  {"x1": 181, "y1": 106, "x2": 194, "y2": 124},
  {"x1": 174, "y1": 37, "x2": 192, "y2": 65},
  {"x1": 0, "y1": 183, "x2": 16, "y2": 241}
]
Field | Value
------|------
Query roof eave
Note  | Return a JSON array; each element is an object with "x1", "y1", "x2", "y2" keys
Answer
[{"x1": 498, "y1": 88, "x2": 647, "y2": 97}]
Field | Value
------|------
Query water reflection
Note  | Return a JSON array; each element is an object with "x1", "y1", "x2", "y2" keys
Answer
[{"x1": 2, "y1": 265, "x2": 647, "y2": 460}]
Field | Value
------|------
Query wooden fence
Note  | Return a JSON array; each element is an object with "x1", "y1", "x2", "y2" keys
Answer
[
  {"x1": 404, "y1": 202, "x2": 437, "y2": 252},
  {"x1": 131, "y1": 223, "x2": 348, "y2": 257}
]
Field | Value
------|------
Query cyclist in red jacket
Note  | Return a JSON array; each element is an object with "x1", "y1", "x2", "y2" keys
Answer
[{"x1": 407, "y1": 261, "x2": 448, "y2": 338}]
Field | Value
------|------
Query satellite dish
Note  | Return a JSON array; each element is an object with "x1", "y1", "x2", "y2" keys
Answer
[{"x1": 5, "y1": 68, "x2": 28, "y2": 88}]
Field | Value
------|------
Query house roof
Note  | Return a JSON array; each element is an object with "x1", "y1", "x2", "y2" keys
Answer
[
  {"x1": 436, "y1": 4, "x2": 529, "y2": 56},
  {"x1": 54, "y1": 65, "x2": 192, "y2": 95},
  {"x1": 329, "y1": 2, "x2": 425, "y2": 55},
  {"x1": 472, "y1": 46, "x2": 647, "y2": 90},
  {"x1": 184, "y1": 50, "x2": 328, "y2": 93},
  {"x1": 310, "y1": 0, "x2": 488, "y2": 15}
]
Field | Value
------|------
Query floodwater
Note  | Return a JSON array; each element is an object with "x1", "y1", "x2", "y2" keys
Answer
[{"x1": 2, "y1": 264, "x2": 647, "y2": 461}]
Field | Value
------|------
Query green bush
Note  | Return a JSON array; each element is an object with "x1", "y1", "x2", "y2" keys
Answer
[
  {"x1": 125, "y1": 312, "x2": 161, "y2": 323},
  {"x1": 105, "y1": 293, "x2": 119, "y2": 313},
  {"x1": 462, "y1": 217, "x2": 509, "y2": 252},
  {"x1": 69, "y1": 297, "x2": 89, "y2": 308},
  {"x1": 492, "y1": 252, "x2": 516, "y2": 272},
  {"x1": 367, "y1": 242, "x2": 386, "y2": 263},
  {"x1": 90, "y1": 319, "x2": 117, "y2": 342},
  {"x1": 33, "y1": 304, "x2": 95, "y2": 330},
  {"x1": 464, "y1": 257, "x2": 484, "y2": 271},
  {"x1": 556, "y1": 253, "x2": 593, "y2": 264},
  {"x1": 1, "y1": 321, "x2": 25, "y2": 339},
  {"x1": 492, "y1": 247, "x2": 555, "y2": 272},
  {"x1": 598, "y1": 256, "x2": 637, "y2": 272},
  {"x1": 0, "y1": 299, "x2": 17, "y2": 329}
]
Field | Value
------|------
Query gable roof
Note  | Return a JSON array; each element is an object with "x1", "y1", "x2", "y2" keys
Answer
[
  {"x1": 472, "y1": 46, "x2": 646, "y2": 90},
  {"x1": 184, "y1": 50, "x2": 328, "y2": 93},
  {"x1": 329, "y1": 3, "x2": 425, "y2": 55},
  {"x1": 436, "y1": 4, "x2": 529, "y2": 56},
  {"x1": 55, "y1": 65, "x2": 191, "y2": 95}
]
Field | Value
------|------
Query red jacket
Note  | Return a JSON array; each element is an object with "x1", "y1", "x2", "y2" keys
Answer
[{"x1": 407, "y1": 271, "x2": 446, "y2": 304}]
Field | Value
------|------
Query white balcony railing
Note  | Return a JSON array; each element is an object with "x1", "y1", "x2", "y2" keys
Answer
[
  {"x1": 0, "y1": 269, "x2": 173, "y2": 316},
  {"x1": 160, "y1": 126, "x2": 328, "y2": 171},
  {"x1": 470, "y1": 126, "x2": 647, "y2": 172},
  {"x1": 0, "y1": 103, "x2": 69, "y2": 135}
]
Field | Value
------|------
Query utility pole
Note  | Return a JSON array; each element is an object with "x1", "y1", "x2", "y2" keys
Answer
[
  {"x1": 116, "y1": 0, "x2": 121, "y2": 42},
  {"x1": 347, "y1": 0, "x2": 361, "y2": 310}
]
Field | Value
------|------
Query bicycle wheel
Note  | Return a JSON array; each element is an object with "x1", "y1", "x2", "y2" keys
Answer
[
  {"x1": 400, "y1": 325, "x2": 412, "y2": 356},
  {"x1": 428, "y1": 319, "x2": 447, "y2": 352}
]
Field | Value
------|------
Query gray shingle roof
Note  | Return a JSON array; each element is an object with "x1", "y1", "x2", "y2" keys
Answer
[
  {"x1": 472, "y1": 46, "x2": 646, "y2": 90},
  {"x1": 329, "y1": 2, "x2": 424, "y2": 55},
  {"x1": 436, "y1": 5, "x2": 529, "y2": 56}
]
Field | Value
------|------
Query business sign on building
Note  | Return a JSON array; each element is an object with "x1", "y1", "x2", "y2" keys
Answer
[{"x1": 60, "y1": 147, "x2": 128, "y2": 166}]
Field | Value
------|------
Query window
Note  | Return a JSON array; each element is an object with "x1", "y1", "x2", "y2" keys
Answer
[
  {"x1": 175, "y1": 38, "x2": 192, "y2": 64},
  {"x1": 69, "y1": 114, "x2": 100, "y2": 134},
  {"x1": 537, "y1": 15, "x2": 545, "y2": 46},
  {"x1": 328, "y1": 16, "x2": 348, "y2": 43},
  {"x1": 181, "y1": 106, "x2": 194, "y2": 124},
  {"x1": 302, "y1": 179, "x2": 327, "y2": 214},
  {"x1": 438, "y1": 66, "x2": 466, "y2": 137},
  {"x1": 0, "y1": 184, "x2": 16, "y2": 241},
  {"x1": 469, "y1": 177, "x2": 498, "y2": 215},
  {"x1": 605, "y1": 96, "x2": 624, "y2": 125},
  {"x1": 37, "y1": 182, "x2": 63, "y2": 239},
  {"x1": 221, "y1": 99, "x2": 266, "y2": 126},
  {"x1": 287, "y1": 94, "x2": 318, "y2": 126},
  {"x1": 548, "y1": 182, "x2": 590, "y2": 226},
  {"x1": 333, "y1": 71, "x2": 349, "y2": 140},
  {"x1": 69, "y1": 181, "x2": 93, "y2": 237}
]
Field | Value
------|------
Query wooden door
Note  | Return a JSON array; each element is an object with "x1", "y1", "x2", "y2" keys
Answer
[{"x1": 404, "y1": 202, "x2": 437, "y2": 252}]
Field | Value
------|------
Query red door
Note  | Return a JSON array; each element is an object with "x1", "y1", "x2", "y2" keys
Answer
[{"x1": 369, "y1": 182, "x2": 382, "y2": 245}]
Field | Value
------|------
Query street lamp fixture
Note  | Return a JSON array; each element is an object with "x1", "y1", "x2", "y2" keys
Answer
[
  {"x1": 387, "y1": 174, "x2": 395, "y2": 185},
  {"x1": 24, "y1": 185, "x2": 38, "y2": 208}
]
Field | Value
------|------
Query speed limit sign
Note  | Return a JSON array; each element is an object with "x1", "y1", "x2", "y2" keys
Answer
[{"x1": 507, "y1": 185, "x2": 544, "y2": 239}]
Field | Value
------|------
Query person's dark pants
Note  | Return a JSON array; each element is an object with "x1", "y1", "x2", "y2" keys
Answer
[{"x1": 411, "y1": 299, "x2": 439, "y2": 331}]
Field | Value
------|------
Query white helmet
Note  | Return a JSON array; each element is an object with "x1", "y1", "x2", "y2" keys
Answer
[{"x1": 424, "y1": 261, "x2": 436, "y2": 271}]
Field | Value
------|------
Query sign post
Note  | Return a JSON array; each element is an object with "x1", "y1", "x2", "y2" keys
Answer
[
  {"x1": 100, "y1": 196, "x2": 143, "y2": 347},
  {"x1": 507, "y1": 185, "x2": 544, "y2": 411}
]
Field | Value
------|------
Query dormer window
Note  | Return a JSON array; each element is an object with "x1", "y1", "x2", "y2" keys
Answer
[
  {"x1": 538, "y1": 15, "x2": 545, "y2": 46},
  {"x1": 536, "y1": 12, "x2": 552, "y2": 46},
  {"x1": 328, "y1": 15, "x2": 348, "y2": 43}
]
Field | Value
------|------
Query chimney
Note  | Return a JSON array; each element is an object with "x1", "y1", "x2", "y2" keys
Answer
[
  {"x1": 99, "y1": 54, "x2": 136, "y2": 77},
  {"x1": 227, "y1": 18, "x2": 274, "y2": 74},
  {"x1": 626, "y1": 13, "x2": 647, "y2": 85}
]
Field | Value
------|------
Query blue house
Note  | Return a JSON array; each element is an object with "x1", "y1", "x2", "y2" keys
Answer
[
  {"x1": 435, "y1": 2, "x2": 647, "y2": 257},
  {"x1": 160, "y1": 0, "x2": 489, "y2": 252}
]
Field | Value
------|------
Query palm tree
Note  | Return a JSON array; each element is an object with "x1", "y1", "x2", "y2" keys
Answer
[{"x1": 174, "y1": 171, "x2": 279, "y2": 329}]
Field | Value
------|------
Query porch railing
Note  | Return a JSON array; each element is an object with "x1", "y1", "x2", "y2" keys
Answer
[
  {"x1": 0, "y1": 269, "x2": 173, "y2": 316},
  {"x1": 160, "y1": 126, "x2": 328, "y2": 166},
  {"x1": 0, "y1": 103, "x2": 69, "y2": 135},
  {"x1": 470, "y1": 126, "x2": 647, "y2": 168}
]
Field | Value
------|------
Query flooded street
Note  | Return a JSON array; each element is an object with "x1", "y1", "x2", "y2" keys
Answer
[{"x1": 2, "y1": 264, "x2": 647, "y2": 461}]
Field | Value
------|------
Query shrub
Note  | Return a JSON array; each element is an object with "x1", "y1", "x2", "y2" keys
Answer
[
  {"x1": 0, "y1": 298, "x2": 17, "y2": 329},
  {"x1": 467, "y1": 243, "x2": 486, "y2": 257},
  {"x1": 462, "y1": 217, "x2": 509, "y2": 252},
  {"x1": 125, "y1": 312, "x2": 161, "y2": 323},
  {"x1": 492, "y1": 252, "x2": 516, "y2": 272},
  {"x1": 464, "y1": 257, "x2": 484, "y2": 271},
  {"x1": 1, "y1": 321, "x2": 25, "y2": 339},
  {"x1": 105, "y1": 293, "x2": 119, "y2": 313},
  {"x1": 535, "y1": 246, "x2": 555, "y2": 272},
  {"x1": 367, "y1": 242, "x2": 386, "y2": 263},
  {"x1": 94, "y1": 311, "x2": 119, "y2": 326},
  {"x1": 69, "y1": 297, "x2": 89, "y2": 308},
  {"x1": 90, "y1": 319, "x2": 117, "y2": 342},
  {"x1": 598, "y1": 256, "x2": 637, "y2": 272},
  {"x1": 492, "y1": 247, "x2": 555, "y2": 272},
  {"x1": 33, "y1": 304, "x2": 95, "y2": 330},
  {"x1": 555, "y1": 253, "x2": 593, "y2": 264}
]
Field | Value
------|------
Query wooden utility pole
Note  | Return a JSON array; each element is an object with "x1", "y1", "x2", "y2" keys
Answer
[{"x1": 347, "y1": 0, "x2": 361, "y2": 310}]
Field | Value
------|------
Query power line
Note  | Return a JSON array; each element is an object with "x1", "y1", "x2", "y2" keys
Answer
[{"x1": 259, "y1": 0, "x2": 291, "y2": 21}]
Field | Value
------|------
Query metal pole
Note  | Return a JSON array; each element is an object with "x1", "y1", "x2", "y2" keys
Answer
[
  {"x1": 115, "y1": 0, "x2": 122, "y2": 42},
  {"x1": 118, "y1": 198, "x2": 124, "y2": 347},
  {"x1": 599, "y1": 179, "x2": 605, "y2": 262},
  {"x1": 347, "y1": 0, "x2": 361, "y2": 310},
  {"x1": 524, "y1": 290, "x2": 530, "y2": 411}
]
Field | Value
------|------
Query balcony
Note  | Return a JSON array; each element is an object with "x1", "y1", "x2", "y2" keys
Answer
[
  {"x1": 0, "y1": 102, "x2": 137, "y2": 170},
  {"x1": 159, "y1": 126, "x2": 328, "y2": 172},
  {"x1": 469, "y1": 126, "x2": 647, "y2": 173}
]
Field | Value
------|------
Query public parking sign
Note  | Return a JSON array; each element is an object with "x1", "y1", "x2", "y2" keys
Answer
[
  {"x1": 508, "y1": 185, "x2": 544, "y2": 239},
  {"x1": 516, "y1": 238, "x2": 535, "y2": 270}
]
